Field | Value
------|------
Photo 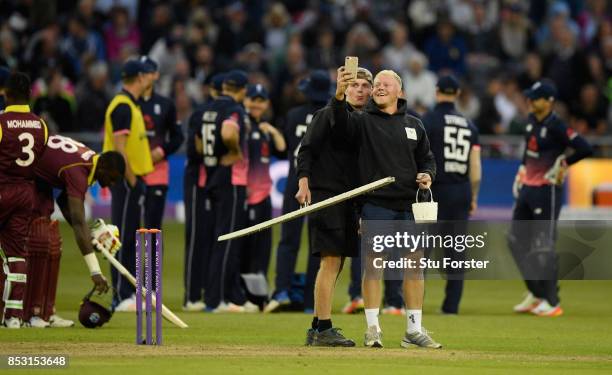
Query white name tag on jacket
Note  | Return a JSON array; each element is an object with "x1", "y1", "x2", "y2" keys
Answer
[{"x1": 405, "y1": 127, "x2": 417, "y2": 140}]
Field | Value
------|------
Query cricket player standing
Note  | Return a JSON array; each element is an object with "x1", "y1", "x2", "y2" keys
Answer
[
  {"x1": 422, "y1": 75, "x2": 481, "y2": 314},
  {"x1": 243, "y1": 84, "x2": 286, "y2": 278},
  {"x1": 139, "y1": 56, "x2": 184, "y2": 236},
  {"x1": 510, "y1": 80, "x2": 592, "y2": 317},
  {"x1": 102, "y1": 59, "x2": 155, "y2": 310},
  {"x1": 332, "y1": 67, "x2": 441, "y2": 348},
  {"x1": 183, "y1": 73, "x2": 225, "y2": 311},
  {"x1": 193, "y1": 70, "x2": 250, "y2": 312},
  {"x1": 0, "y1": 72, "x2": 48, "y2": 328}
]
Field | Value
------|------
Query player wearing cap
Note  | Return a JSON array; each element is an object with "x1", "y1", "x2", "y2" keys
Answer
[
  {"x1": 188, "y1": 70, "x2": 250, "y2": 312},
  {"x1": 138, "y1": 56, "x2": 184, "y2": 275},
  {"x1": 102, "y1": 58, "x2": 155, "y2": 310},
  {"x1": 295, "y1": 67, "x2": 374, "y2": 346},
  {"x1": 510, "y1": 80, "x2": 592, "y2": 317},
  {"x1": 265, "y1": 71, "x2": 331, "y2": 313},
  {"x1": 24, "y1": 137, "x2": 125, "y2": 328},
  {"x1": 0, "y1": 72, "x2": 48, "y2": 328},
  {"x1": 422, "y1": 75, "x2": 481, "y2": 315},
  {"x1": 242, "y1": 85, "x2": 285, "y2": 297},
  {"x1": 183, "y1": 72, "x2": 225, "y2": 311}
]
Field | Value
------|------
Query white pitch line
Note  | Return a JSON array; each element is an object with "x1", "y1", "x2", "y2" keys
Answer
[{"x1": 218, "y1": 176, "x2": 395, "y2": 242}]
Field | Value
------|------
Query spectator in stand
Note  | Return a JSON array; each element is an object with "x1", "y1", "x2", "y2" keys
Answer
[
  {"x1": 344, "y1": 23, "x2": 380, "y2": 69},
  {"x1": 424, "y1": 17, "x2": 467, "y2": 77},
  {"x1": 191, "y1": 43, "x2": 217, "y2": 84},
  {"x1": 216, "y1": 1, "x2": 263, "y2": 65},
  {"x1": 537, "y1": 1, "x2": 580, "y2": 53},
  {"x1": 149, "y1": 25, "x2": 187, "y2": 89},
  {"x1": 0, "y1": 28, "x2": 18, "y2": 70},
  {"x1": 498, "y1": 1, "x2": 535, "y2": 62},
  {"x1": 61, "y1": 15, "x2": 106, "y2": 77},
  {"x1": 32, "y1": 68, "x2": 75, "y2": 133},
  {"x1": 75, "y1": 61, "x2": 111, "y2": 132},
  {"x1": 402, "y1": 52, "x2": 437, "y2": 110},
  {"x1": 263, "y1": 2, "x2": 292, "y2": 70},
  {"x1": 517, "y1": 53, "x2": 544, "y2": 90},
  {"x1": 141, "y1": 3, "x2": 174, "y2": 54},
  {"x1": 544, "y1": 22, "x2": 590, "y2": 105},
  {"x1": 577, "y1": 0, "x2": 610, "y2": 47},
  {"x1": 456, "y1": 83, "x2": 481, "y2": 121},
  {"x1": 382, "y1": 23, "x2": 416, "y2": 74},
  {"x1": 307, "y1": 28, "x2": 341, "y2": 71},
  {"x1": 476, "y1": 76, "x2": 503, "y2": 135},
  {"x1": 104, "y1": 6, "x2": 140, "y2": 69},
  {"x1": 77, "y1": 0, "x2": 104, "y2": 33},
  {"x1": 571, "y1": 83, "x2": 609, "y2": 135},
  {"x1": 23, "y1": 23, "x2": 74, "y2": 81},
  {"x1": 236, "y1": 43, "x2": 268, "y2": 74}
]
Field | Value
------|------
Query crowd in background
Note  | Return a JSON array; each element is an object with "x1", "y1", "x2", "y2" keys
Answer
[{"x1": 1, "y1": 0, "x2": 611, "y2": 138}]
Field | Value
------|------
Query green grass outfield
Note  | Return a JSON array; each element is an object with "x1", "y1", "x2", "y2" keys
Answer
[{"x1": 1, "y1": 222, "x2": 611, "y2": 374}]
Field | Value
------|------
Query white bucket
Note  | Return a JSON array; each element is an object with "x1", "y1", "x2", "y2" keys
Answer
[{"x1": 412, "y1": 188, "x2": 438, "y2": 223}]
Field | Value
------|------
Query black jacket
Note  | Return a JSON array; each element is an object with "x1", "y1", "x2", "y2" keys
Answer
[
  {"x1": 296, "y1": 103, "x2": 359, "y2": 193},
  {"x1": 331, "y1": 97, "x2": 436, "y2": 211}
]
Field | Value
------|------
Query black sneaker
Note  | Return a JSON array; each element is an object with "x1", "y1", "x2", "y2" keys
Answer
[
  {"x1": 305, "y1": 328, "x2": 316, "y2": 346},
  {"x1": 312, "y1": 328, "x2": 356, "y2": 347}
]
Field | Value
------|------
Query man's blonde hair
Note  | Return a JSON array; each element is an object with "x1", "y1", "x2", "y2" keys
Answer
[{"x1": 374, "y1": 70, "x2": 402, "y2": 89}]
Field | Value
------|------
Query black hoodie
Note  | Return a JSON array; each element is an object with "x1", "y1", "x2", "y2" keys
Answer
[{"x1": 330, "y1": 96, "x2": 436, "y2": 211}]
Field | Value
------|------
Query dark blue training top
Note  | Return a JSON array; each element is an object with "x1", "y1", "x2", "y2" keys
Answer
[{"x1": 423, "y1": 101, "x2": 480, "y2": 185}]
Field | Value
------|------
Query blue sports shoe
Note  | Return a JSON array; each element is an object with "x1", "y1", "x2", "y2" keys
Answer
[{"x1": 264, "y1": 291, "x2": 290, "y2": 313}]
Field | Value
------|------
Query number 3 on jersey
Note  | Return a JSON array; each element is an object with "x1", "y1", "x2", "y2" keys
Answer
[{"x1": 16, "y1": 133, "x2": 35, "y2": 167}]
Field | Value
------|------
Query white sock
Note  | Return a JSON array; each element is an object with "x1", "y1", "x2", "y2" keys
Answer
[
  {"x1": 406, "y1": 309, "x2": 422, "y2": 334},
  {"x1": 365, "y1": 308, "x2": 381, "y2": 332}
]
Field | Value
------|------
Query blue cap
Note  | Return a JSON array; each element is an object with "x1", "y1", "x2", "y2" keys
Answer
[
  {"x1": 298, "y1": 70, "x2": 332, "y2": 102},
  {"x1": 211, "y1": 73, "x2": 226, "y2": 91},
  {"x1": 436, "y1": 74, "x2": 460, "y2": 95},
  {"x1": 139, "y1": 56, "x2": 158, "y2": 73},
  {"x1": 0, "y1": 66, "x2": 10, "y2": 87},
  {"x1": 223, "y1": 70, "x2": 248, "y2": 88},
  {"x1": 246, "y1": 84, "x2": 269, "y2": 99},
  {"x1": 524, "y1": 80, "x2": 557, "y2": 101},
  {"x1": 121, "y1": 59, "x2": 147, "y2": 79}
]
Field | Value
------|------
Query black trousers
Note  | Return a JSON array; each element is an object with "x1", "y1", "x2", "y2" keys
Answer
[
  {"x1": 204, "y1": 184, "x2": 248, "y2": 308},
  {"x1": 183, "y1": 171, "x2": 213, "y2": 305},
  {"x1": 272, "y1": 174, "x2": 319, "y2": 309},
  {"x1": 510, "y1": 185, "x2": 563, "y2": 306},
  {"x1": 242, "y1": 197, "x2": 272, "y2": 276},
  {"x1": 110, "y1": 179, "x2": 144, "y2": 304},
  {"x1": 432, "y1": 182, "x2": 471, "y2": 314}
]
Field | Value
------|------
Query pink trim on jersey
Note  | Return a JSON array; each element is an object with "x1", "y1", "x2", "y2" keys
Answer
[
  {"x1": 248, "y1": 189, "x2": 270, "y2": 205},
  {"x1": 113, "y1": 129, "x2": 130, "y2": 136},
  {"x1": 232, "y1": 158, "x2": 248, "y2": 186},
  {"x1": 198, "y1": 165, "x2": 207, "y2": 187},
  {"x1": 143, "y1": 160, "x2": 169, "y2": 186}
]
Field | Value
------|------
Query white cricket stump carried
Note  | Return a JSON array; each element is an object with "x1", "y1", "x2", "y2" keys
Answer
[
  {"x1": 412, "y1": 188, "x2": 438, "y2": 223},
  {"x1": 218, "y1": 177, "x2": 396, "y2": 241}
]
